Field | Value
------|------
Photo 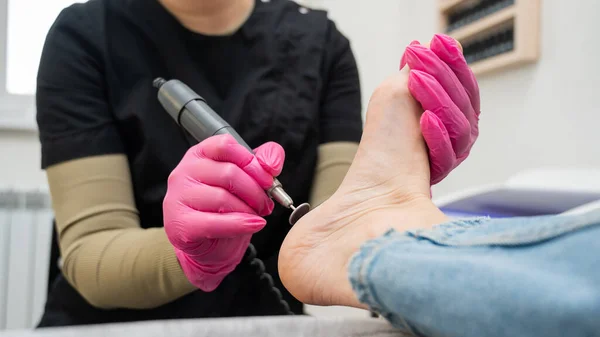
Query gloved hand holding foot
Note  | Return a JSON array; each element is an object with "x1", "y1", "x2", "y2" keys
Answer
[
  {"x1": 401, "y1": 34, "x2": 481, "y2": 184},
  {"x1": 163, "y1": 134, "x2": 285, "y2": 291}
]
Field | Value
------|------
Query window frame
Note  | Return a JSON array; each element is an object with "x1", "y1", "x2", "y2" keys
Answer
[{"x1": 0, "y1": 0, "x2": 37, "y2": 132}]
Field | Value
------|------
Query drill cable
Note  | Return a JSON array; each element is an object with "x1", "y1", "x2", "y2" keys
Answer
[{"x1": 244, "y1": 243, "x2": 294, "y2": 315}]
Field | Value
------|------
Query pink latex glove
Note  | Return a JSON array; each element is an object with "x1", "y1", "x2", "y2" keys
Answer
[
  {"x1": 400, "y1": 34, "x2": 481, "y2": 185},
  {"x1": 163, "y1": 134, "x2": 285, "y2": 291}
]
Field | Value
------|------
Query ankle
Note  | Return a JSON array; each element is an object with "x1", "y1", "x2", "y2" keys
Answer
[
  {"x1": 324, "y1": 191, "x2": 446, "y2": 240},
  {"x1": 370, "y1": 196, "x2": 449, "y2": 236}
]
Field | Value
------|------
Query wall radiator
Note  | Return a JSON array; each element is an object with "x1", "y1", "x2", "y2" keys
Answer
[{"x1": 0, "y1": 189, "x2": 53, "y2": 331}]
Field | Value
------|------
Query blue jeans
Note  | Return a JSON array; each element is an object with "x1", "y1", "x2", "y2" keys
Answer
[{"x1": 349, "y1": 210, "x2": 600, "y2": 337}]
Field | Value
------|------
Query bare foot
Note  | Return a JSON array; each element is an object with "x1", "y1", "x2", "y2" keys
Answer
[{"x1": 278, "y1": 68, "x2": 449, "y2": 308}]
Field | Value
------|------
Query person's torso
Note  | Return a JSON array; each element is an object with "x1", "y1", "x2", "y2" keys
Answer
[{"x1": 41, "y1": 0, "x2": 332, "y2": 326}]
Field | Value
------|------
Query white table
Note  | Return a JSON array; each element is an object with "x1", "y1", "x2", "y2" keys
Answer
[{"x1": 0, "y1": 316, "x2": 405, "y2": 337}]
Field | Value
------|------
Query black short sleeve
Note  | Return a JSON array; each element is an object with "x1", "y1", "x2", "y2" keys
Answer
[
  {"x1": 318, "y1": 21, "x2": 363, "y2": 144},
  {"x1": 36, "y1": 4, "x2": 124, "y2": 169}
]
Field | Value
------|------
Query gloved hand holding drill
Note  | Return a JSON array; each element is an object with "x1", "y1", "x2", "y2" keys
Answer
[
  {"x1": 163, "y1": 33, "x2": 480, "y2": 291},
  {"x1": 163, "y1": 135, "x2": 285, "y2": 291}
]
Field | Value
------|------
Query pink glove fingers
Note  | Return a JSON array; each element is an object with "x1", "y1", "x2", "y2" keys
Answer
[
  {"x1": 194, "y1": 134, "x2": 275, "y2": 189},
  {"x1": 180, "y1": 182, "x2": 256, "y2": 215},
  {"x1": 420, "y1": 111, "x2": 455, "y2": 185},
  {"x1": 167, "y1": 210, "x2": 265, "y2": 246},
  {"x1": 404, "y1": 44, "x2": 470, "y2": 107},
  {"x1": 404, "y1": 45, "x2": 474, "y2": 151},
  {"x1": 430, "y1": 34, "x2": 481, "y2": 114},
  {"x1": 253, "y1": 142, "x2": 285, "y2": 177},
  {"x1": 179, "y1": 209, "x2": 266, "y2": 239},
  {"x1": 183, "y1": 159, "x2": 274, "y2": 216},
  {"x1": 193, "y1": 134, "x2": 252, "y2": 166},
  {"x1": 409, "y1": 69, "x2": 471, "y2": 154},
  {"x1": 429, "y1": 35, "x2": 480, "y2": 156},
  {"x1": 400, "y1": 40, "x2": 422, "y2": 69},
  {"x1": 397, "y1": 34, "x2": 481, "y2": 186}
]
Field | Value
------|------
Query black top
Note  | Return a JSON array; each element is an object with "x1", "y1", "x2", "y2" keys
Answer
[
  {"x1": 36, "y1": 0, "x2": 362, "y2": 327},
  {"x1": 184, "y1": 31, "x2": 248, "y2": 100}
]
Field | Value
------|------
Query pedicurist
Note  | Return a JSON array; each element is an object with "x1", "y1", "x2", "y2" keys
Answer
[
  {"x1": 35, "y1": 0, "x2": 474, "y2": 327},
  {"x1": 36, "y1": 0, "x2": 362, "y2": 325}
]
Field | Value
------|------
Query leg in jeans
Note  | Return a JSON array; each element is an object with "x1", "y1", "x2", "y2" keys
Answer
[
  {"x1": 350, "y1": 212, "x2": 600, "y2": 337},
  {"x1": 278, "y1": 65, "x2": 600, "y2": 337}
]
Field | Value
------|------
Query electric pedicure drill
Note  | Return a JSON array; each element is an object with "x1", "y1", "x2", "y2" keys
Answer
[{"x1": 153, "y1": 78, "x2": 311, "y2": 225}]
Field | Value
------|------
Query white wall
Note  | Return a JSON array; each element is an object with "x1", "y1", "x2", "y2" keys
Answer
[
  {"x1": 0, "y1": 131, "x2": 45, "y2": 189},
  {"x1": 319, "y1": 0, "x2": 600, "y2": 197}
]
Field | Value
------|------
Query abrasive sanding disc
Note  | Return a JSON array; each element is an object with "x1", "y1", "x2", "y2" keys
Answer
[{"x1": 289, "y1": 203, "x2": 311, "y2": 226}]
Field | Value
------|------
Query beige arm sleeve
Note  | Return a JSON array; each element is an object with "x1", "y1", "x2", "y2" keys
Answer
[
  {"x1": 46, "y1": 154, "x2": 196, "y2": 309},
  {"x1": 309, "y1": 142, "x2": 359, "y2": 207}
]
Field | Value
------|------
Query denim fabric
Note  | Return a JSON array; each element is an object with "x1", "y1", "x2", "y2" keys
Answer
[{"x1": 349, "y1": 210, "x2": 600, "y2": 337}]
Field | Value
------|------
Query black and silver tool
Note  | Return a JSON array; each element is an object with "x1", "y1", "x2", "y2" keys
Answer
[{"x1": 153, "y1": 78, "x2": 310, "y2": 225}]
